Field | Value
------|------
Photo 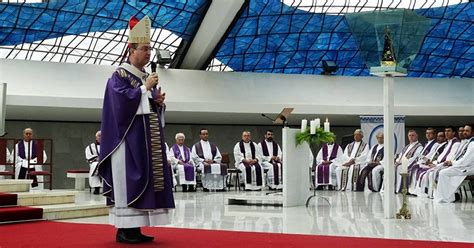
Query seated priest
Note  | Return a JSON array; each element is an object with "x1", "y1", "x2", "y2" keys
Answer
[
  {"x1": 14, "y1": 128, "x2": 48, "y2": 189},
  {"x1": 355, "y1": 132, "x2": 384, "y2": 192},
  {"x1": 310, "y1": 141, "x2": 343, "y2": 190},
  {"x1": 191, "y1": 128, "x2": 226, "y2": 192},
  {"x1": 258, "y1": 130, "x2": 283, "y2": 190},
  {"x1": 435, "y1": 124, "x2": 474, "y2": 203},
  {"x1": 423, "y1": 127, "x2": 460, "y2": 198},
  {"x1": 335, "y1": 129, "x2": 369, "y2": 191},
  {"x1": 414, "y1": 131, "x2": 447, "y2": 196},
  {"x1": 394, "y1": 130, "x2": 423, "y2": 195},
  {"x1": 233, "y1": 131, "x2": 264, "y2": 191},
  {"x1": 170, "y1": 133, "x2": 196, "y2": 192},
  {"x1": 85, "y1": 130, "x2": 101, "y2": 194}
]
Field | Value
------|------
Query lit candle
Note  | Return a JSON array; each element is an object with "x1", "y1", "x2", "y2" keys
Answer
[
  {"x1": 315, "y1": 118, "x2": 321, "y2": 129},
  {"x1": 310, "y1": 120, "x2": 316, "y2": 134},
  {"x1": 324, "y1": 118, "x2": 330, "y2": 132},
  {"x1": 301, "y1": 119, "x2": 307, "y2": 133}
]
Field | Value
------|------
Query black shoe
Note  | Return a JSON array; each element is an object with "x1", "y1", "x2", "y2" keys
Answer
[
  {"x1": 182, "y1": 185, "x2": 188, "y2": 192},
  {"x1": 188, "y1": 185, "x2": 196, "y2": 192},
  {"x1": 216, "y1": 188, "x2": 227, "y2": 192},
  {"x1": 203, "y1": 188, "x2": 210, "y2": 192},
  {"x1": 454, "y1": 193, "x2": 461, "y2": 202},
  {"x1": 407, "y1": 192, "x2": 417, "y2": 197},
  {"x1": 93, "y1": 187, "x2": 100, "y2": 195},
  {"x1": 133, "y1": 228, "x2": 154, "y2": 243},
  {"x1": 116, "y1": 228, "x2": 142, "y2": 244}
]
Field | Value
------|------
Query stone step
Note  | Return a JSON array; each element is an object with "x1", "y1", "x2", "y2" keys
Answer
[
  {"x1": 0, "y1": 179, "x2": 33, "y2": 193},
  {"x1": 16, "y1": 191, "x2": 76, "y2": 206},
  {"x1": 39, "y1": 202, "x2": 108, "y2": 220}
]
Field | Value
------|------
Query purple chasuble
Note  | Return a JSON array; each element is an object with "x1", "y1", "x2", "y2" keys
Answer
[
  {"x1": 239, "y1": 141, "x2": 262, "y2": 186},
  {"x1": 171, "y1": 144, "x2": 194, "y2": 181},
  {"x1": 98, "y1": 67, "x2": 174, "y2": 210},
  {"x1": 316, "y1": 144, "x2": 339, "y2": 185}
]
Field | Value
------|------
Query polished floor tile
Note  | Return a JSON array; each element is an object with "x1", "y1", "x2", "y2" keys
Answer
[{"x1": 61, "y1": 190, "x2": 474, "y2": 243}]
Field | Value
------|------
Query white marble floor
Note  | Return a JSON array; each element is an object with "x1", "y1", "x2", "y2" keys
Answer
[{"x1": 61, "y1": 190, "x2": 474, "y2": 243}]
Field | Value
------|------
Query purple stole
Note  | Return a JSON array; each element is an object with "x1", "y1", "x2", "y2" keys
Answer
[
  {"x1": 397, "y1": 142, "x2": 422, "y2": 192},
  {"x1": 239, "y1": 141, "x2": 262, "y2": 186},
  {"x1": 455, "y1": 138, "x2": 474, "y2": 160},
  {"x1": 18, "y1": 140, "x2": 39, "y2": 161},
  {"x1": 422, "y1": 140, "x2": 437, "y2": 156},
  {"x1": 172, "y1": 144, "x2": 194, "y2": 181},
  {"x1": 356, "y1": 145, "x2": 384, "y2": 191},
  {"x1": 261, "y1": 140, "x2": 281, "y2": 185},
  {"x1": 316, "y1": 144, "x2": 339, "y2": 184},
  {"x1": 87, "y1": 142, "x2": 100, "y2": 163},
  {"x1": 194, "y1": 141, "x2": 227, "y2": 176},
  {"x1": 439, "y1": 138, "x2": 459, "y2": 162}
]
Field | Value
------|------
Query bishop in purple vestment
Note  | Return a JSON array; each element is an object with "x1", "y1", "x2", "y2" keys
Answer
[{"x1": 97, "y1": 15, "x2": 174, "y2": 244}]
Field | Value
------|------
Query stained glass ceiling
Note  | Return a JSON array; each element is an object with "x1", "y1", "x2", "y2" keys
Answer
[
  {"x1": 0, "y1": 0, "x2": 472, "y2": 78},
  {"x1": 0, "y1": 0, "x2": 209, "y2": 64},
  {"x1": 208, "y1": 0, "x2": 473, "y2": 78}
]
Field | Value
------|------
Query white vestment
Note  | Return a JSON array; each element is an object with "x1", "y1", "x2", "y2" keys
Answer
[
  {"x1": 233, "y1": 141, "x2": 265, "y2": 190},
  {"x1": 335, "y1": 141, "x2": 369, "y2": 191},
  {"x1": 191, "y1": 140, "x2": 224, "y2": 190},
  {"x1": 85, "y1": 143, "x2": 101, "y2": 188},
  {"x1": 415, "y1": 141, "x2": 447, "y2": 196},
  {"x1": 170, "y1": 145, "x2": 196, "y2": 186},
  {"x1": 424, "y1": 138, "x2": 461, "y2": 198},
  {"x1": 360, "y1": 144, "x2": 384, "y2": 192},
  {"x1": 14, "y1": 141, "x2": 48, "y2": 190},
  {"x1": 435, "y1": 138, "x2": 474, "y2": 203},
  {"x1": 394, "y1": 142, "x2": 423, "y2": 193},
  {"x1": 258, "y1": 140, "x2": 283, "y2": 189}
]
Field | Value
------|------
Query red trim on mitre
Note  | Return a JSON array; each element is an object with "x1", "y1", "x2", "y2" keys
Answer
[
  {"x1": 128, "y1": 16, "x2": 139, "y2": 48},
  {"x1": 129, "y1": 16, "x2": 139, "y2": 30}
]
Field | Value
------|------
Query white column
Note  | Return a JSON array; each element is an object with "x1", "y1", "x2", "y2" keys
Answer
[
  {"x1": 383, "y1": 76, "x2": 395, "y2": 218},
  {"x1": 282, "y1": 127, "x2": 311, "y2": 207},
  {"x1": 0, "y1": 83, "x2": 6, "y2": 136}
]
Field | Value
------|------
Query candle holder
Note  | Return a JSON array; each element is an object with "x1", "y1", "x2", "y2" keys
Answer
[{"x1": 396, "y1": 173, "x2": 411, "y2": 219}]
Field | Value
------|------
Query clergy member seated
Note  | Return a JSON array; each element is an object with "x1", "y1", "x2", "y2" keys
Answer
[
  {"x1": 191, "y1": 128, "x2": 225, "y2": 192},
  {"x1": 415, "y1": 131, "x2": 447, "y2": 196},
  {"x1": 310, "y1": 141, "x2": 343, "y2": 190},
  {"x1": 435, "y1": 124, "x2": 474, "y2": 203},
  {"x1": 355, "y1": 132, "x2": 384, "y2": 192},
  {"x1": 85, "y1": 130, "x2": 101, "y2": 194},
  {"x1": 233, "y1": 131, "x2": 264, "y2": 191},
  {"x1": 170, "y1": 133, "x2": 196, "y2": 192},
  {"x1": 424, "y1": 127, "x2": 460, "y2": 198},
  {"x1": 258, "y1": 130, "x2": 283, "y2": 190},
  {"x1": 394, "y1": 130, "x2": 423, "y2": 195},
  {"x1": 335, "y1": 129, "x2": 369, "y2": 191},
  {"x1": 15, "y1": 128, "x2": 48, "y2": 189}
]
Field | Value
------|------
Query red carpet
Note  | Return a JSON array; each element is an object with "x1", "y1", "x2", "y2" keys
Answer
[
  {"x1": 0, "y1": 221, "x2": 472, "y2": 248},
  {"x1": 0, "y1": 193, "x2": 17, "y2": 206},
  {"x1": 0, "y1": 206, "x2": 43, "y2": 223}
]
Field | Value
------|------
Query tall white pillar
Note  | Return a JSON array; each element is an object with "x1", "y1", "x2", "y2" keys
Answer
[
  {"x1": 383, "y1": 76, "x2": 395, "y2": 218},
  {"x1": 0, "y1": 83, "x2": 6, "y2": 137}
]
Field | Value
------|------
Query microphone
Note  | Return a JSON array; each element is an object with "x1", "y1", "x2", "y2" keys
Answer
[
  {"x1": 150, "y1": 61, "x2": 157, "y2": 73},
  {"x1": 261, "y1": 113, "x2": 275, "y2": 122}
]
